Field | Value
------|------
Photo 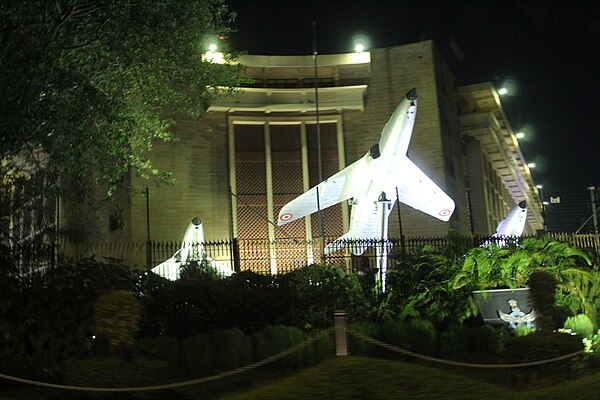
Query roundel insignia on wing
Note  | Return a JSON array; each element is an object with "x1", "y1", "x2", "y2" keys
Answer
[
  {"x1": 439, "y1": 209, "x2": 451, "y2": 217},
  {"x1": 280, "y1": 213, "x2": 293, "y2": 221}
]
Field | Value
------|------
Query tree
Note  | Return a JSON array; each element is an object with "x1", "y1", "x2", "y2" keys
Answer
[{"x1": 0, "y1": 1, "x2": 247, "y2": 237}]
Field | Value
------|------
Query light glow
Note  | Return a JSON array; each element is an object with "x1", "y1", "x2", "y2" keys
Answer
[
  {"x1": 203, "y1": 51, "x2": 225, "y2": 63},
  {"x1": 527, "y1": 162, "x2": 536, "y2": 168},
  {"x1": 516, "y1": 132, "x2": 525, "y2": 139},
  {"x1": 355, "y1": 43, "x2": 365, "y2": 53},
  {"x1": 498, "y1": 87, "x2": 508, "y2": 95},
  {"x1": 208, "y1": 43, "x2": 218, "y2": 52}
]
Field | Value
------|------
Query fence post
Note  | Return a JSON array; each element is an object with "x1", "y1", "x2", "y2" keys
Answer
[
  {"x1": 334, "y1": 310, "x2": 348, "y2": 356},
  {"x1": 232, "y1": 237, "x2": 241, "y2": 273},
  {"x1": 146, "y1": 240, "x2": 152, "y2": 271}
]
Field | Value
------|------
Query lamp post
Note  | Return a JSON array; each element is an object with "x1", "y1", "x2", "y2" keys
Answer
[
  {"x1": 312, "y1": 22, "x2": 325, "y2": 264},
  {"x1": 536, "y1": 184, "x2": 547, "y2": 232},
  {"x1": 589, "y1": 186, "x2": 598, "y2": 234}
]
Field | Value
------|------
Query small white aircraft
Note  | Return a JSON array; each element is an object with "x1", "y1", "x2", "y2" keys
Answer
[
  {"x1": 484, "y1": 201, "x2": 527, "y2": 247},
  {"x1": 494, "y1": 201, "x2": 527, "y2": 238},
  {"x1": 277, "y1": 88, "x2": 455, "y2": 288},
  {"x1": 151, "y1": 217, "x2": 233, "y2": 280}
]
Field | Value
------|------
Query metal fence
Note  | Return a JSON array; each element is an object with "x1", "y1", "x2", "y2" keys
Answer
[{"x1": 3, "y1": 233, "x2": 599, "y2": 277}]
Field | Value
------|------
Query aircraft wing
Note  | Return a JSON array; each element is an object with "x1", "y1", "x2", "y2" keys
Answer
[
  {"x1": 277, "y1": 154, "x2": 370, "y2": 225},
  {"x1": 394, "y1": 158, "x2": 455, "y2": 221}
]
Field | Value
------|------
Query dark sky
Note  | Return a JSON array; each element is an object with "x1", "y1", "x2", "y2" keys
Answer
[{"x1": 225, "y1": 0, "x2": 600, "y2": 232}]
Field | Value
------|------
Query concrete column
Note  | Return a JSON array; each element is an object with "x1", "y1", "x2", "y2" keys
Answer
[{"x1": 334, "y1": 310, "x2": 348, "y2": 356}]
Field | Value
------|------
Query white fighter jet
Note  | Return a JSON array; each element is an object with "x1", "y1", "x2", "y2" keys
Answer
[
  {"x1": 484, "y1": 201, "x2": 527, "y2": 247},
  {"x1": 494, "y1": 201, "x2": 527, "y2": 238},
  {"x1": 151, "y1": 217, "x2": 233, "y2": 280},
  {"x1": 276, "y1": 88, "x2": 455, "y2": 288}
]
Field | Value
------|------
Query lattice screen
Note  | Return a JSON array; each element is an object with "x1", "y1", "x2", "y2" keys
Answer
[
  {"x1": 234, "y1": 124, "x2": 270, "y2": 272},
  {"x1": 233, "y1": 121, "x2": 345, "y2": 273}
]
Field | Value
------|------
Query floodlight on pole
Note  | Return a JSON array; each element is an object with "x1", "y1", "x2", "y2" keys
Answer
[
  {"x1": 536, "y1": 184, "x2": 543, "y2": 189},
  {"x1": 351, "y1": 32, "x2": 370, "y2": 53},
  {"x1": 313, "y1": 22, "x2": 325, "y2": 264}
]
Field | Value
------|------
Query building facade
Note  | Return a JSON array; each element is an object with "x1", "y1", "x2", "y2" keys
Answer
[{"x1": 63, "y1": 40, "x2": 543, "y2": 272}]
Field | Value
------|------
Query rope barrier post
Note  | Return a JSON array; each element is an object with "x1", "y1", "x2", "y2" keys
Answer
[{"x1": 334, "y1": 310, "x2": 348, "y2": 356}]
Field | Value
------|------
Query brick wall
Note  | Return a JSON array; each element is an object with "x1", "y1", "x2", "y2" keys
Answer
[{"x1": 129, "y1": 112, "x2": 232, "y2": 244}]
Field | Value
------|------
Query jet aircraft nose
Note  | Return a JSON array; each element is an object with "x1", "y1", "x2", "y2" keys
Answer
[{"x1": 405, "y1": 87, "x2": 417, "y2": 101}]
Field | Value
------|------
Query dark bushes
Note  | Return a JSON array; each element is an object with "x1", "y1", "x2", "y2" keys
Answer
[
  {"x1": 139, "y1": 264, "x2": 370, "y2": 337},
  {"x1": 0, "y1": 258, "x2": 139, "y2": 381}
]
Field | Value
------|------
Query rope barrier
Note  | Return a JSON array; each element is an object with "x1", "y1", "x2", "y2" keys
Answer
[
  {"x1": 348, "y1": 329, "x2": 585, "y2": 369},
  {"x1": 0, "y1": 328, "x2": 332, "y2": 393}
]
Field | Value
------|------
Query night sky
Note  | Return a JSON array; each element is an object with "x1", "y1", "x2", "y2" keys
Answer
[{"x1": 225, "y1": 0, "x2": 600, "y2": 232}]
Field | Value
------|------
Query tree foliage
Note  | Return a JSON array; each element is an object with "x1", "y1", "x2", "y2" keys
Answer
[{"x1": 0, "y1": 0, "x2": 247, "y2": 235}]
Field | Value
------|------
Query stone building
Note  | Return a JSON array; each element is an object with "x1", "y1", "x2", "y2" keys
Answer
[{"x1": 57, "y1": 40, "x2": 544, "y2": 272}]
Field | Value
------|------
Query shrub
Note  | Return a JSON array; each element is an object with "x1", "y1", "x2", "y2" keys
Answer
[
  {"x1": 348, "y1": 321, "x2": 379, "y2": 357},
  {"x1": 564, "y1": 314, "x2": 595, "y2": 339},
  {"x1": 464, "y1": 325, "x2": 500, "y2": 354},
  {"x1": 212, "y1": 328, "x2": 252, "y2": 371},
  {"x1": 437, "y1": 324, "x2": 466, "y2": 356},
  {"x1": 379, "y1": 319, "x2": 407, "y2": 347},
  {"x1": 273, "y1": 325, "x2": 305, "y2": 369},
  {"x1": 136, "y1": 336, "x2": 181, "y2": 377},
  {"x1": 93, "y1": 290, "x2": 141, "y2": 355},
  {"x1": 304, "y1": 329, "x2": 334, "y2": 365},
  {"x1": 0, "y1": 258, "x2": 139, "y2": 380},
  {"x1": 252, "y1": 325, "x2": 305, "y2": 369},
  {"x1": 180, "y1": 333, "x2": 215, "y2": 377},
  {"x1": 514, "y1": 324, "x2": 533, "y2": 337},
  {"x1": 278, "y1": 264, "x2": 370, "y2": 328},
  {"x1": 405, "y1": 318, "x2": 437, "y2": 355}
]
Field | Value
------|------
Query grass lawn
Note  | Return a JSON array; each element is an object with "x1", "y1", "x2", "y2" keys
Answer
[
  {"x1": 217, "y1": 356, "x2": 600, "y2": 400},
  {"x1": 3, "y1": 356, "x2": 599, "y2": 399}
]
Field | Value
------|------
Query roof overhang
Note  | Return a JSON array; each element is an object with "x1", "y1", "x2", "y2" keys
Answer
[
  {"x1": 207, "y1": 85, "x2": 368, "y2": 113},
  {"x1": 457, "y1": 83, "x2": 544, "y2": 231}
]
